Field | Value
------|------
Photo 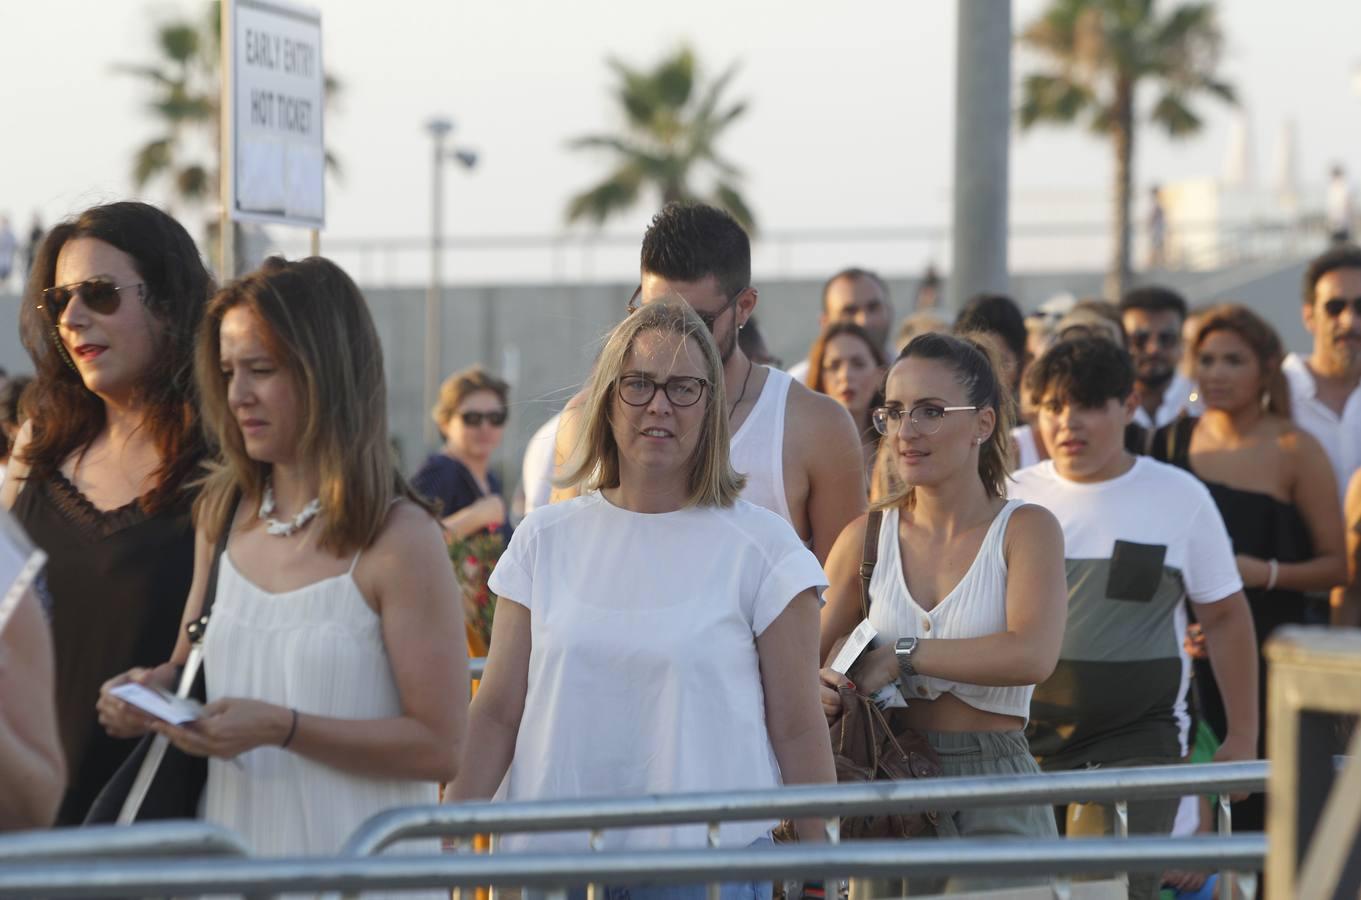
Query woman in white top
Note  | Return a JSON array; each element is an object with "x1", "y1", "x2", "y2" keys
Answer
[
  {"x1": 449, "y1": 299, "x2": 835, "y2": 900},
  {"x1": 819, "y1": 332, "x2": 1069, "y2": 895},
  {"x1": 97, "y1": 257, "x2": 468, "y2": 866}
]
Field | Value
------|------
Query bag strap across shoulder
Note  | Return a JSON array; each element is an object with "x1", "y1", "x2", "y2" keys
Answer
[
  {"x1": 183, "y1": 493, "x2": 238, "y2": 649},
  {"x1": 859, "y1": 509, "x2": 884, "y2": 620}
]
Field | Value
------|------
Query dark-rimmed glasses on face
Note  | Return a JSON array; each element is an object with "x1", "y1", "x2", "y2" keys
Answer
[
  {"x1": 38, "y1": 278, "x2": 145, "y2": 324},
  {"x1": 460, "y1": 410, "x2": 507, "y2": 427},
  {"x1": 626, "y1": 285, "x2": 746, "y2": 334},
  {"x1": 1323, "y1": 296, "x2": 1361, "y2": 318},
  {"x1": 616, "y1": 374, "x2": 709, "y2": 408},
  {"x1": 871, "y1": 403, "x2": 978, "y2": 436}
]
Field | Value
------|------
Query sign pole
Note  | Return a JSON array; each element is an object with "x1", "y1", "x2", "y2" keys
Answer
[
  {"x1": 219, "y1": 0, "x2": 236, "y2": 280},
  {"x1": 309, "y1": 228, "x2": 320, "y2": 257}
]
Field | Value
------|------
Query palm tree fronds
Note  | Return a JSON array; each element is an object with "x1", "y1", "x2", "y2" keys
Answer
[
  {"x1": 1150, "y1": 92, "x2": 1203, "y2": 137},
  {"x1": 1019, "y1": 73, "x2": 1095, "y2": 129},
  {"x1": 132, "y1": 138, "x2": 174, "y2": 188}
]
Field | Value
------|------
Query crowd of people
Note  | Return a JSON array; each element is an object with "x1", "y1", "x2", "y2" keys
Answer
[{"x1": 2, "y1": 196, "x2": 1360, "y2": 900}]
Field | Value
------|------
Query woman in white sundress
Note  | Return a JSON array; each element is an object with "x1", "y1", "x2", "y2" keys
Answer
[{"x1": 97, "y1": 257, "x2": 468, "y2": 872}]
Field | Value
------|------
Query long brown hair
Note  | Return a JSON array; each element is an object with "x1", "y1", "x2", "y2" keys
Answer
[
  {"x1": 874, "y1": 332, "x2": 1015, "y2": 511},
  {"x1": 194, "y1": 257, "x2": 431, "y2": 552},
  {"x1": 18, "y1": 201, "x2": 213, "y2": 513},
  {"x1": 806, "y1": 321, "x2": 888, "y2": 400},
  {"x1": 1193, "y1": 304, "x2": 1292, "y2": 418},
  {"x1": 559, "y1": 298, "x2": 746, "y2": 507}
]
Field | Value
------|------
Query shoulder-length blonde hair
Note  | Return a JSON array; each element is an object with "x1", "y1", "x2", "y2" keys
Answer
[
  {"x1": 560, "y1": 298, "x2": 746, "y2": 507},
  {"x1": 194, "y1": 257, "x2": 431, "y2": 553}
]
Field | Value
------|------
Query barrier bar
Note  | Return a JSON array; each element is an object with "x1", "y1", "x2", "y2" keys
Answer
[
  {"x1": 0, "y1": 835, "x2": 1265, "y2": 899},
  {"x1": 0, "y1": 821, "x2": 251, "y2": 862},
  {"x1": 343, "y1": 761, "x2": 1266, "y2": 856}
]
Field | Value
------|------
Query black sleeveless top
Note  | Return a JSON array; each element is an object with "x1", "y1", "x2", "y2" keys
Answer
[
  {"x1": 14, "y1": 472, "x2": 196, "y2": 824},
  {"x1": 1152, "y1": 417, "x2": 1313, "y2": 640}
]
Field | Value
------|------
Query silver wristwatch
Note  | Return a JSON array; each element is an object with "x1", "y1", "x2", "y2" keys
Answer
[{"x1": 895, "y1": 637, "x2": 920, "y2": 680}]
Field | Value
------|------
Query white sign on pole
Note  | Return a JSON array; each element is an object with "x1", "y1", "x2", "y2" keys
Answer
[{"x1": 229, "y1": 0, "x2": 324, "y2": 227}]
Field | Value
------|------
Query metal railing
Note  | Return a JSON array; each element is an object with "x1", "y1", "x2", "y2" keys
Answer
[
  {"x1": 0, "y1": 820, "x2": 251, "y2": 862},
  {"x1": 344, "y1": 761, "x2": 1266, "y2": 856},
  {"x1": 0, "y1": 835, "x2": 1266, "y2": 899}
]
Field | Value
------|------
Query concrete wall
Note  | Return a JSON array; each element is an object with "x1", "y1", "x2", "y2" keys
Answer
[{"x1": 0, "y1": 258, "x2": 1314, "y2": 494}]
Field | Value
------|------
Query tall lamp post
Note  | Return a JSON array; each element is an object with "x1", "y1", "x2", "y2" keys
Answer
[{"x1": 424, "y1": 117, "x2": 478, "y2": 448}]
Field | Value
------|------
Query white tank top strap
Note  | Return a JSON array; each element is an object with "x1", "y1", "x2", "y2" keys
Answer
[
  {"x1": 730, "y1": 366, "x2": 795, "y2": 529},
  {"x1": 346, "y1": 496, "x2": 405, "y2": 575}
]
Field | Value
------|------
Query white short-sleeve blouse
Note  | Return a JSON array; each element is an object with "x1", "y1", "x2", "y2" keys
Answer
[{"x1": 487, "y1": 491, "x2": 827, "y2": 852}]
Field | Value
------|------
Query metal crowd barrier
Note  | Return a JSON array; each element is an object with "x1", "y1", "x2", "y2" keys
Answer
[
  {"x1": 0, "y1": 835, "x2": 1266, "y2": 899},
  {"x1": 0, "y1": 820, "x2": 251, "y2": 862}
]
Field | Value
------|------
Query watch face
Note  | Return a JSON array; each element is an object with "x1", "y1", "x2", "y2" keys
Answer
[{"x1": 896, "y1": 637, "x2": 917, "y2": 653}]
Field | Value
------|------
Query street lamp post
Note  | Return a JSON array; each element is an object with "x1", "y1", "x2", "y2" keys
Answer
[{"x1": 423, "y1": 117, "x2": 477, "y2": 449}]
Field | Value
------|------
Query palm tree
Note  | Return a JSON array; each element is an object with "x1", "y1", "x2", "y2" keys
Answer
[
  {"x1": 120, "y1": 2, "x2": 342, "y2": 258},
  {"x1": 1018, "y1": 0, "x2": 1236, "y2": 298},
  {"x1": 566, "y1": 46, "x2": 756, "y2": 232}
]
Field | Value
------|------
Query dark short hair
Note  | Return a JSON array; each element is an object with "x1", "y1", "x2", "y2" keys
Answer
[
  {"x1": 1025, "y1": 336, "x2": 1135, "y2": 408},
  {"x1": 1303, "y1": 244, "x2": 1361, "y2": 307},
  {"x1": 640, "y1": 202, "x2": 751, "y2": 300},
  {"x1": 1120, "y1": 285, "x2": 1188, "y2": 321},
  {"x1": 954, "y1": 294, "x2": 1027, "y2": 365},
  {"x1": 821, "y1": 267, "x2": 889, "y2": 312}
]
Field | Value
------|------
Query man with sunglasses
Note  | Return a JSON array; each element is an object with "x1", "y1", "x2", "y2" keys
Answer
[
  {"x1": 1119, "y1": 286, "x2": 1199, "y2": 432},
  {"x1": 1283, "y1": 244, "x2": 1361, "y2": 503},
  {"x1": 552, "y1": 203, "x2": 866, "y2": 564}
]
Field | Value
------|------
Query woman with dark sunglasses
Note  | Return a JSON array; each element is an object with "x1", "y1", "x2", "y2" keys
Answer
[
  {"x1": 1, "y1": 201, "x2": 213, "y2": 824},
  {"x1": 412, "y1": 365, "x2": 513, "y2": 547}
]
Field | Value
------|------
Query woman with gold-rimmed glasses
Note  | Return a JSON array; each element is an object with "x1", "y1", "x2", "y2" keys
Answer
[
  {"x1": 3, "y1": 201, "x2": 213, "y2": 824},
  {"x1": 449, "y1": 299, "x2": 835, "y2": 900}
]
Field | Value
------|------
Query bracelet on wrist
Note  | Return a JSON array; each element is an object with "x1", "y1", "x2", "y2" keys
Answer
[
  {"x1": 280, "y1": 708, "x2": 299, "y2": 749},
  {"x1": 1265, "y1": 559, "x2": 1280, "y2": 592}
]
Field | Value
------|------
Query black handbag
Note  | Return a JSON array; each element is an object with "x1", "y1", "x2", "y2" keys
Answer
[{"x1": 83, "y1": 509, "x2": 232, "y2": 824}]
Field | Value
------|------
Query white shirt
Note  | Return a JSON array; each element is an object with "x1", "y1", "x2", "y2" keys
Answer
[
  {"x1": 786, "y1": 357, "x2": 810, "y2": 384},
  {"x1": 488, "y1": 492, "x2": 827, "y2": 852},
  {"x1": 519, "y1": 412, "x2": 560, "y2": 516},
  {"x1": 1328, "y1": 176, "x2": 1353, "y2": 231},
  {"x1": 1282, "y1": 352, "x2": 1361, "y2": 501},
  {"x1": 731, "y1": 366, "x2": 797, "y2": 532},
  {"x1": 1132, "y1": 371, "x2": 1200, "y2": 431}
]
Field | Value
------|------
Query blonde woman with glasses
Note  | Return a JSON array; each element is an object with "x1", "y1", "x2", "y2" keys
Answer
[{"x1": 449, "y1": 299, "x2": 835, "y2": 900}]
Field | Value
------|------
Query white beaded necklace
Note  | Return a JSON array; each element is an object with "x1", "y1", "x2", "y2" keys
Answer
[{"x1": 258, "y1": 480, "x2": 322, "y2": 537}]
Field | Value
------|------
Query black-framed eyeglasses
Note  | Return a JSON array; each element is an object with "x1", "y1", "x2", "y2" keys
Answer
[
  {"x1": 1130, "y1": 329, "x2": 1180, "y2": 350},
  {"x1": 1323, "y1": 296, "x2": 1361, "y2": 318},
  {"x1": 460, "y1": 410, "x2": 508, "y2": 427},
  {"x1": 38, "y1": 278, "x2": 145, "y2": 324},
  {"x1": 871, "y1": 403, "x2": 978, "y2": 436},
  {"x1": 626, "y1": 285, "x2": 747, "y2": 334},
  {"x1": 615, "y1": 374, "x2": 710, "y2": 408}
]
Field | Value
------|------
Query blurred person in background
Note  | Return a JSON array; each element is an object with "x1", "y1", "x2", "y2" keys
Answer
[
  {"x1": 0, "y1": 589, "x2": 65, "y2": 830},
  {"x1": 894, "y1": 311, "x2": 948, "y2": 355},
  {"x1": 1284, "y1": 244, "x2": 1361, "y2": 508},
  {"x1": 452, "y1": 301, "x2": 834, "y2": 900},
  {"x1": 788, "y1": 268, "x2": 893, "y2": 383},
  {"x1": 1120, "y1": 286, "x2": 1198, "y2": 431},
  {"x1": 954, "y1": 293, "x2": 1028, "y2": 398},
  {"x1": 737, "y1": 315, "x2": 783, "y2": 369},
  {"x1": 0, "y1": 216, "x2": 16, "y2": 289},
  {"x1": 1327, "y1": 165, "x2": 1353, "y2": 244},
  {"x1": 3, "y1": 201, "x2": 212, "y2": 824},
  {"x1": 1153, "y1": 304, "x2": 1345, "y2": 833},
  {"x1": 1337, "y1": 468, "x2": 1361, "y2": 627},
  {"x1": 413, "y1": 366, "x2": 513, "y2": 546},
  {"x1": 806, "y1": 321, "x2": 887, "y2": 491},
  {"x1": 0, "y1": 376, "x2": 33, "y2": 492}
]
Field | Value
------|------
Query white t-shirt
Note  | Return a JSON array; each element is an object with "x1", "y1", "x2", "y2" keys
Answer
[
  {"x1": 1282, "y1": 352, "x2": 1361, "y2": 502},
  {"x1": 1132, "y1": 371, "x2": 1201, "y2": 431},
  {"x1": 786, "y1": 357, "x2": 810, "y2": 384},
  {"x1": 1010, "y1": 457, "x2": 1242, "y2": 764},
  {"x1": 519, "y1": 412, "x2": 561, "y2": 516},
  {"x1": 487, "y1": 491, "x2": 827, "y2": 852}
]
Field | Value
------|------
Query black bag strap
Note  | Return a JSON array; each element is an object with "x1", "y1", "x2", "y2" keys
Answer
[{"x1": 858, "y1": 509, "x2": 884, "y2": 620}]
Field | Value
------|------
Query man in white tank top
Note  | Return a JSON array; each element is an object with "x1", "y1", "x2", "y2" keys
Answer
[{"x1": 552, "y1": 203, "x2": 866, "y2": 563}]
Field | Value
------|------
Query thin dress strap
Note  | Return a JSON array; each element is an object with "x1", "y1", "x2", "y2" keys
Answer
[{"x1": 348, "y1": 496, "x2": 406, "y2": 574}]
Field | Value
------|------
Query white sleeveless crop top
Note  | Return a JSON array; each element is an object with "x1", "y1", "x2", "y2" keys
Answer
[
  {"x1": 865, "y1": 500, "x2": 1034, "y2": 722},
  {"x1": 730, "y1": 366, "x2": 797, "y2": 532}
]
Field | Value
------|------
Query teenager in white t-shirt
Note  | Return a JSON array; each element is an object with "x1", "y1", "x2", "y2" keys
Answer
[
  {"x1": 1011, "y1": 337, "x2": 1259, "y2": 900},
  {"x1": 449, "y1": 300, "x2": 834, "y2": 900}
]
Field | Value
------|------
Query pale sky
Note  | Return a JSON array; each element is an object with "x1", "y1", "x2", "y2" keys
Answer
[{"x1": 2, "y1": 0, "x2": 1360, "y2": 283}]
